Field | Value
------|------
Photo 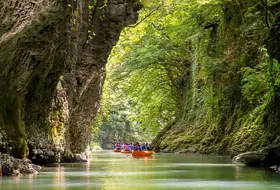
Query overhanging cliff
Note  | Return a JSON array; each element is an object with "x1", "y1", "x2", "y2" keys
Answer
[{"x1": 0, "y1": 0, "x2": 141, "y2": 162}]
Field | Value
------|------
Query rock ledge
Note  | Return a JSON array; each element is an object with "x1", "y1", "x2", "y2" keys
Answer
[
  {"x1": 233, "y1": 145, "x2": 280, "y2": 166},
  {"x1": 0, "y1": 153, "x2": 41, "y2": 176}
]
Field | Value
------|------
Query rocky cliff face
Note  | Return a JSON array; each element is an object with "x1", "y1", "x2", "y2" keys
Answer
[{"x1": 0, "y1": 0, "x2": 141, "y2": 162}]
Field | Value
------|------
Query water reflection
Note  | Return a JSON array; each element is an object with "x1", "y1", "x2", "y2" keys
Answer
[
  {"x1": 0, "y1": 151, "x2": 280, "y2": 190},
  {"x1": 52, "y1": 165, "x2": 66, "y2": 190},
  {"x1": 27, "y1": 174, "x2": 34, "y2": 190},
  {"x1": 234, "y1": 165, "x2": 243, "y2": 180}
]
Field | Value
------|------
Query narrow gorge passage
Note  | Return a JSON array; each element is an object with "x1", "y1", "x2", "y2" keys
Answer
[{"x1": 2, "y1": 1, "x2": 280, "y2": 189}]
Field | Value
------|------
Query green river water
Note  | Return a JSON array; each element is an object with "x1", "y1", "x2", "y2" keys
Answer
[{"x1": 1, "y1": 151, "x2": 280, "y2": 190}]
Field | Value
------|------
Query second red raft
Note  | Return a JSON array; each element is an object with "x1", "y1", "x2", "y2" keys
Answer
[{"x1": 114, "y1": 149, "x2": 122, "y2": 152}]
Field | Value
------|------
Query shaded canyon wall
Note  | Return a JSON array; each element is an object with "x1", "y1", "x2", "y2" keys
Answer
[{"x1": 0, "y1": 0, "x2": 141, "y2": 162}]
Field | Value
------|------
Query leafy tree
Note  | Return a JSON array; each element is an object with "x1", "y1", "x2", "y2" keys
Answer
[{"x1": 94, "y1": 0, "x2": 280, "y2": 153}]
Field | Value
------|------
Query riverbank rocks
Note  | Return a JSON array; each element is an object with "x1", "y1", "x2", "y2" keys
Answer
[
  {"x1": 29, "y1": 147, "x2": 61, "y2": 165},
  {"x1": 62, "y1": 150, "x2": 91, "y2": 163},
  {"x1": 0, "y1": 153, "x2": 41, "y2": 176},
  {"x1": 233, "y1": 145, "x2": 280, "y2": 166},
  {"x1": 62, "y1": 154, "x2": 87, "y2": 163}
]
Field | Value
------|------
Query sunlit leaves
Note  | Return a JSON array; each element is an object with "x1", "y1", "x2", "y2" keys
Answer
[{"x1": 97, "y1": 0, "x2": 229, "y2": 137}]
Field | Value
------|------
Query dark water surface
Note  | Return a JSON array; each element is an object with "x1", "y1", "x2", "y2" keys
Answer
[{"x1": 1, "y1": 151, "x2": 280, "y2": 190}]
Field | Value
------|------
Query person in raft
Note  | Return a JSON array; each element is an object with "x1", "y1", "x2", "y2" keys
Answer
[
  {"x1": 121, "y1": 143, "x2": 125, "y2": 150},
  {"x1": 115, "y1": 143, "x2": 121, "y2": 150},
  {"x1": 141, "y1": 143, "x2": 147, "y2": 150},
  {"x1": 124, "y1": 143, "x2": 130, "y2": 151},
  {"x1": 146, "y1": 143, "x2": 151, "y2": 151},
  {"x1": 134, "y1": 142, "x2": 141, "y2": 151},
  {"x1": 129, "y1": 143, "x2": 134, "y2": 150}
]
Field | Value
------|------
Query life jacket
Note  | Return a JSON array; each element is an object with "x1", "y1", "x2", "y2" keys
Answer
[
  {"x1": 135, "y1": 145, "x2": 140, "y2": 151},
  {"x1": 124, "y1": 145, "x2": 129, "y2": 151}
]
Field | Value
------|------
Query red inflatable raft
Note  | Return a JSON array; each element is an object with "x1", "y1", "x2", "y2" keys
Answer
[
  {"x1": 132, "y1": 151, "x2": 155, "y2": 157},
  {"x1": 114, "y1": 149, "x2": 122, "y2": 152}
]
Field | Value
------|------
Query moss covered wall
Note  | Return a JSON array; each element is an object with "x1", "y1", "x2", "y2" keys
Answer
[{"x1": 152, "y1": 0, "x2": 280, "y2": 156}]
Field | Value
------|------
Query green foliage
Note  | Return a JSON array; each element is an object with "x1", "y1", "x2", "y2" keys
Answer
[
  {"x1": 240, "y1": 49, "x2": 280, "y2": 106},
  {"x1": 92, "y1": 100, "x2": 153, "y2": 148},
  {"x1": 241, "y1": 63, "x2": 270, "y2": 105},
  {"x1": 148, "y1": 0, "x2": 280, "y2": 154},
  {"x1": 105, "y1": 0, "x2": 222, "y2": 132},
  {"x1": 92, "y1": 75, "x2": 153, "y2": 148},
  {"x1": 93, "y1": 0, "x2": 280, "y2": 154},
  {"x1": 97, "y1": 0, "x2": 234, "y2": 147}
]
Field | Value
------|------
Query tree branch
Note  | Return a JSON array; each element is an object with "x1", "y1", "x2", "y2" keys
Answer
[
  {"x1": 127, "y1": 3, "x2": 164, "y2": 28},
  {"x1": 265, "y1": 0, "x2": 270, "y2": 28}
]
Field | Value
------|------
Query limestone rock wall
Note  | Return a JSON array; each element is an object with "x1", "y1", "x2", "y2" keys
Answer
[{"x1": 0, "y1": 0, "x2": 141, "y2": 161}]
